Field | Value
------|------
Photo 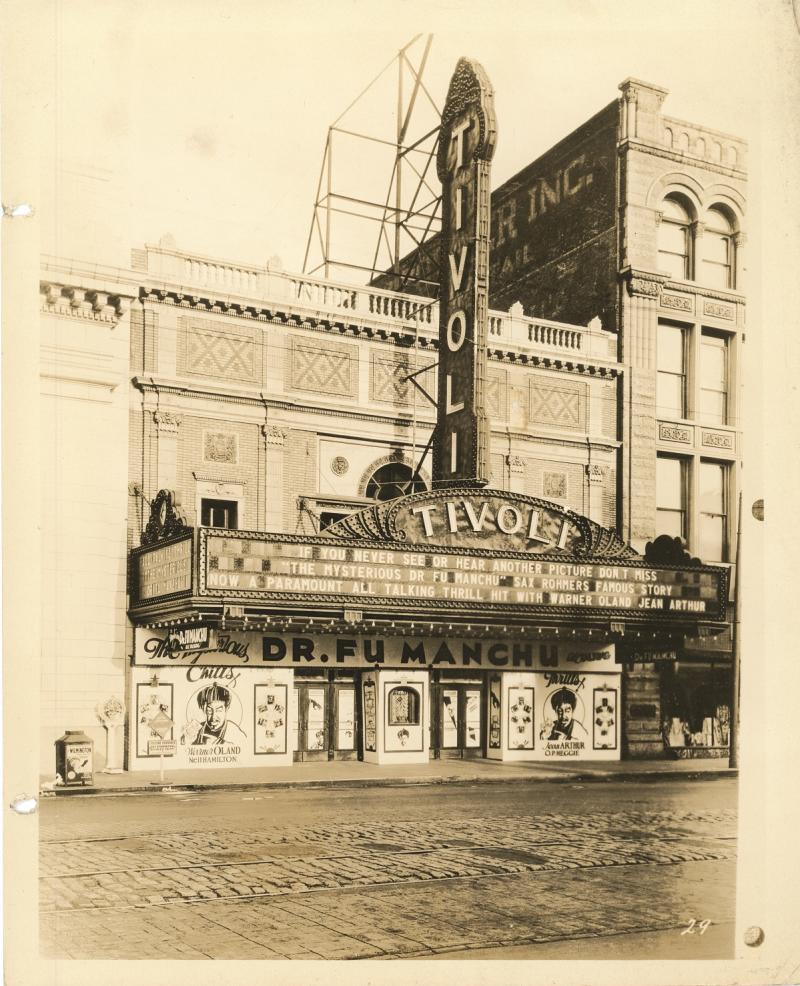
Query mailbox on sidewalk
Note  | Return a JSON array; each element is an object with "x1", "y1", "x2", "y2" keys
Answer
[{"x1": 55, "y1": 730, "x2": 94, "y2": 787}]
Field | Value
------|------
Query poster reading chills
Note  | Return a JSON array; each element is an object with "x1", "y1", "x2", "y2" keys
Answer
[
  {"x1": 537, "y1": 672, "x2": 618, "y2": 759},
  {"x1": 130, "y1": 666, "x2": 293, "y2": 770}
]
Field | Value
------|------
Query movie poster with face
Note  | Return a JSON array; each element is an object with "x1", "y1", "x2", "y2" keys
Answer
[
  {"x1": 539, "y1": 679, "x2": 590, "y2": 757},
  {"x1": 254, "y1": 683, "x2": 288, "y2": 755},
  {"x1": 181, "y1": 671, "x2": 248, "y2": 766}
]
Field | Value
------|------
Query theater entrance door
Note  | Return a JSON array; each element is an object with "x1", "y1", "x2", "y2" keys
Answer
[{"x1": 437, "y1": 682, "x2": 483, "y2": 758}]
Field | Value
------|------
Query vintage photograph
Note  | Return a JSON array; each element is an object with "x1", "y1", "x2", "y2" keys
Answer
[{"x1": 3, "y1": 1, "x2": 799, "y2": 982}]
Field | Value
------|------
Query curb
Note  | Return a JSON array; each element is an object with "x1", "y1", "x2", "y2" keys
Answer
[{"x1": 40, "y1": 767, "x2": 737, "y2": 798}]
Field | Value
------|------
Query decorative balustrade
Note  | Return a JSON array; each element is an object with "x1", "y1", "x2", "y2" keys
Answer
[{"x1": 132, "y1": 243, "x2": 616, "y2": 360}]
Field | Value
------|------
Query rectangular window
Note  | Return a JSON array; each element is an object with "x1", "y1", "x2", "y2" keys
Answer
[
  {"x1": 699, "y1": 460, "x2": 728, "y2": 561},
  {"x1": 200, "y1": 498, "x2": 238, "y2": 529},
  {"x1": 656, "y1": 455, "x2": 687, "y2": 541},
  {"x1": 702, "y1": 234, "x2": 733, "y2": 289},
  {"x1": 658, "y1": 222, "x2": 690, "y2": 280},
  {"x1": 657, "y1": 322, "x2": 687, "y2": 418},
  {"x1": 699, "y1": 330, "x2": 729, "y2": 426}
]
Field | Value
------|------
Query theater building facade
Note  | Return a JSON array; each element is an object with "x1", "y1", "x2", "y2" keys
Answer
[{"x1": 38, "y1": 65, "x2": 740, "y2": 775}]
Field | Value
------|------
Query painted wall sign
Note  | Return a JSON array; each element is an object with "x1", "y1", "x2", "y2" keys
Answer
[
  {"x1": 199, "y1": 531, "x2": 727, "y2": 621},
  {"x1": 433, "y1": 57, "x2": 497, "y2": 487},
  {"x1": 136, "y1": 535, "x2": 192, "y2": 601}
]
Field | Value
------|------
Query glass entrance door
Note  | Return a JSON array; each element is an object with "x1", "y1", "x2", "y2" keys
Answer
[
  {"x1": 293, "y1": 678, "x2": 359, "y2": 761},
  {"x1": 439, "y1": 684, "x2": 483, "y2": 758}
]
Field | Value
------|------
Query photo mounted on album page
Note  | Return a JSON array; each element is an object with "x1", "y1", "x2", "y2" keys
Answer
[{"x1": 2, "y1": 1, "x2": 799, "y2": 984}]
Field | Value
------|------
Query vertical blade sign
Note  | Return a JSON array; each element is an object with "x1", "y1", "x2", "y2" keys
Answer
[{"x1": 433, "y1": 58, "x2": 497, "y2": 488}]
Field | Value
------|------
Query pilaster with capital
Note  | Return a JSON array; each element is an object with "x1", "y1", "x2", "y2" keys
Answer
[
  {"x1": 153, "y1": 410, "x2": 182, "y2": 490},
  {"x1": 263, "y1": 423, "x2": 288, "y2": 532}
]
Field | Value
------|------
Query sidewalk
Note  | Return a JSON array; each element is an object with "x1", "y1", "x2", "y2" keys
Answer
[{"x1": 41, "y1": 755, "x2": 736, "y2": 798}]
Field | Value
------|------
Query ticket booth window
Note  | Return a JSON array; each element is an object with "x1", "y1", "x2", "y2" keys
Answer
[{"x1": 387, "y1": 686, "x2": 420, "y2": 726}]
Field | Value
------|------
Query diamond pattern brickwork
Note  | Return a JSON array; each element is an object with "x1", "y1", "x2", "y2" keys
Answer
[
  {"x1": 529, "y1": 376, "x2": 588, "y2": 432},
  {"x1": 179, "y1": 316, "x2": 259, "y2": 384},
  {"x1": 288, "y1": 336, "x2": 358, "y2": 398}
]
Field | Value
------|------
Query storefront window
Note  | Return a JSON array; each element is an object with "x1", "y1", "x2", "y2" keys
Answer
[
  {"x1": 656, "y1": 455, "x2": 687, "y2": 541},
  {"x1": 661, "y1": 664, "x2": 730, "y2": 751},
  {"x1": 387, "y1": 686, "x2": 420, "y2": 726}
]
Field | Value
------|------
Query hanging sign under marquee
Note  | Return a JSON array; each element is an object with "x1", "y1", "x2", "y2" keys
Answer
[
  {"x1": 432, "y1": 57, "x2": 497, "y2": 488},
  {"x1": 198, "y1": 529, "x2": 727, "y2": 622},
  {"x1": 135, "y1": 627, "x2": 617, "y2": 670}
]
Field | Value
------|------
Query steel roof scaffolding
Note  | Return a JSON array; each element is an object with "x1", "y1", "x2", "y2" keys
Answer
[{"x1": 302, "y1": 34, "x2": 442, "y2": 291}]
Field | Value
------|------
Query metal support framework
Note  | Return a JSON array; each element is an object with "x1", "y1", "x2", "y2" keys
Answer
[{"x1": 302, "y1": 34, "x2": 442, "y2": 289}]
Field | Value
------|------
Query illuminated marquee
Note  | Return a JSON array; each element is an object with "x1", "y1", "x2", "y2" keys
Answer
[
  {"x1": 433, "y1": 58, "x2": 497, "y2": 487},
  {"x1": 199, "y1": 531, "x2": 727, "y2": 622}
]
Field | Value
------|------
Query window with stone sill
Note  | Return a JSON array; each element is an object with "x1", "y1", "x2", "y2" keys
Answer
[
  {"x1": 656, "y1": 321, "x2": 687, "y2": 419},
  {"x1": 699, "y1": 459, "x2": 728, "y2": 562},
  {"x1": 699, "y1": 329, "x2": 729, "y2": 426},
  {"x1": 656, "y1": 455, "x2": 687, "y2": 542},
  {"x1": 200, "y1": 498, "x2": 238, "y2": 530}
]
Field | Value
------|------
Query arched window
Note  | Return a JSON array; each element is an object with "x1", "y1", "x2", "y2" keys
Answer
[
  {"x1": 702, "y1": 206, "x2": 735, "y2": 289},
  {"x1": 658, "y1": 196, "x2": 693, "y2": 281},
  {"x1": 387, "y1": 686, "x2": 420, "y2": 726},
  {"x1": 365, "y1": 461, "x2": 426, "y2": 501}
]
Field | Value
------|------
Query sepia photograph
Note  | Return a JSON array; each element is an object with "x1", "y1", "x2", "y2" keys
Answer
[{"x1": 2, "y1": 1, "x2": 799, "y2": 983}]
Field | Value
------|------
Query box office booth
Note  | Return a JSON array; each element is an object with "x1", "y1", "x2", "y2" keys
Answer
[{"x1": 127, "y1": 489, "x2": 728, "y2": 771}]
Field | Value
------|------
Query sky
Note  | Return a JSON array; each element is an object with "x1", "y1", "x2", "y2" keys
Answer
[{"x1": 35, "y1": 0, "x2": 774, "y2": 280}]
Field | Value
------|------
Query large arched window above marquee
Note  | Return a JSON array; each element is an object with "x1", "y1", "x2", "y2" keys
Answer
[
  {"x1": 701, "y1": 205, "x2": 736, "y2": 290},
  {"x1": 364, "y1": 461, "x2": 427, "y2": 502},
  {"x1": 658, "y1": 195, "x2": 694, "y2": 281}
]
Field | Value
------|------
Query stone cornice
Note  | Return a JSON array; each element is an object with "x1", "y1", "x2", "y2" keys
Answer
[
  {"x1": 141, "y1": 287, "x2": 620, "y2": 378},
  {"x1": 618, "y1": 138, "x2": 748, "y2": 180},
  {"x1": 41, "y1": 281, "x2": 134, "y2": 326},
  {"x1": 132, "y1": 375, "x2": 437, "y2": 427}
]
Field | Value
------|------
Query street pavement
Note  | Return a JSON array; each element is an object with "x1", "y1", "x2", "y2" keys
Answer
[{"x1": 39, "y1": 778, "x2": 737, "y2": 960}]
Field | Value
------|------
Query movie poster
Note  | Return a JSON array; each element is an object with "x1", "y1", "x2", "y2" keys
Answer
[
  {"x1": 254, "y1": 684, "x2": 288, "y2": 755},
  {"x1": 135, "y1": 682, "x2": 174, "y2": 757},
  {"x1": 181, "y1": 673, "x2": 248, "y2": 766},
  {"x1": 507, "y1": 686, "x2": 534, "y2": 750},
  {"x1": 539, "y1": 680, "x2": 590, "y2": 757}
]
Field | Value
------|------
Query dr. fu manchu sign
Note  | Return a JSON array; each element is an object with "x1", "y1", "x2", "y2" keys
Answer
[{"x1": 432, "y1": 57, "x2": 497, "y2": 487}]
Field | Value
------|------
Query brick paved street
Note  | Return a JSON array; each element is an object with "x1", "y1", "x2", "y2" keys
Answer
[{"x1": 39, "y1": 779, "x2": 737, "y2": 960}]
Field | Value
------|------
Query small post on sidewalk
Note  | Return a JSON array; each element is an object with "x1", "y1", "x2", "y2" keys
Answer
[{"x1": 729, "y1": 491, "x2": 743, "y2": 770}]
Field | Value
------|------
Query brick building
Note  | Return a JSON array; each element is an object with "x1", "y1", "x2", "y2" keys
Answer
[{"x1": 377, "y1": 77, "x2": 746, "y2": 758}]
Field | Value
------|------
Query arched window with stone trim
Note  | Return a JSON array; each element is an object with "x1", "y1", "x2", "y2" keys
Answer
[
  {"x1": 364, "y1": 460, "x2": 427, "y2": 501},
  {"x1": 658, "y1": 195, "x2": 694, "y2": 281},
  {"x1": 701, "y1": 205, "x2": 736, "y2": 289}
]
